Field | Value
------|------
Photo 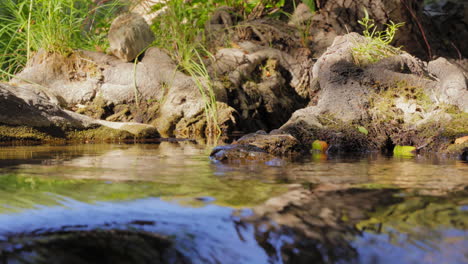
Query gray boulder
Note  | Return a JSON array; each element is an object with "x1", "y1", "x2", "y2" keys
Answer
[
  {"x1": 10, "y1": 47, "x2": 237, "y2": 138},
  {"x1": 428, "y1": 57, "x2": 468, "y2": 112},
  {"x1": 0, "y1": 82, "x2": 159, "y2": 140},
  {"x1": 280, "y1": 33, "x2": 467, "y2": 153},
  {"x1": 108, "y1": 13, "x2": 155, "y2": 62}
]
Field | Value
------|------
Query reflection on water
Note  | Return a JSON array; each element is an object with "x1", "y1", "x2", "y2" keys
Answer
[
  {"x1": 0, "y1": 143, "x2": 466, "y2": 263},
  {"x1": 354, "y1": 192, "x2": 468, "y2": 264},
  {"x1": 0, "y1": 198, "x2": 279, "y2": 264}
]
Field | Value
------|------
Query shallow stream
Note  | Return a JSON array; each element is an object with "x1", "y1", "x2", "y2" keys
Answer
[{"x1": 0, "y1": 143, "x2": 466, "y2": 263}]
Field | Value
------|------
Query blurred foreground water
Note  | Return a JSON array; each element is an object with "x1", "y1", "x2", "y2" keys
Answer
[{"x1": 0, "y1": 143, "x2": 466, "y2": 263}]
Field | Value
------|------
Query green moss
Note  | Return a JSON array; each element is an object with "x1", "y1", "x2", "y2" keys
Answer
[
  {"x1": 393, "y1": 145, "x2": 416, "y2": 157},
  {"x1": 0, "y1": 125, "x2": 57, "y2": 142},
  {"x1": 369, "y1": 80, "x2": 432, "y2": 121},
  {"x1": 0, "y1": 124, "x2": 160, "y2": 144},
  {"x1": 105, "y1": 105, "x2": 130, "y2": 122},
  {"x1": 367, "y1": 80, "x2": 448, "y2": 147},
  {"x1": 445, "y1": 142, "x2": 468, "y2": 156},
  {"x1": 443, "y1": 112, "x2": 468, "y2": 137},
  {"x1": 119, "y1": 124, "x2": 160, "y2": 138},
  {"x1": 413, "y1": 110, "x2": 467, "y2": 154},
  {"x1": 66, "y1": 126, "x2": 135, "y2": 142}
]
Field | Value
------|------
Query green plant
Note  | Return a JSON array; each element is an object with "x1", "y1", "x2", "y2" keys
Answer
[
  {"x1": 185, "y1": 50, "x2": 220, "y2": 136},
  {"x1": 302, "y1": 0, "x2": 317, "y2": 13},
  {"x1": 150, "y1": 0, "x2": 224, "y2": 136},
  {"x1": 0, "y1": 0, "x2": 124, "y2": 81},
  {"x1": 351, "y1": 9, "x2": 405, "y2": 66}
]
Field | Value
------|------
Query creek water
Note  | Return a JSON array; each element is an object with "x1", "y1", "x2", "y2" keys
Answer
[{"x1": 0, "y1": 143, "x2": 466, "y2": 264}]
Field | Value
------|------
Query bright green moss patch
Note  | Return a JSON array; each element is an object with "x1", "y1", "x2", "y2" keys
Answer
[{"x1": 393, "y1": 145, "x2": 416, "y2": 157}]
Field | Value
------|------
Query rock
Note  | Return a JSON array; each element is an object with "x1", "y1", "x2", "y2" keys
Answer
[
  {"x1": 211, "y1": 45, "x2": 311, "y2": 132},
  {"x1": 129, "y1": 0, "x2": 166, "y2": 24},
  {"x1": 428, "y1": 57, "x2": 468, "y2": 112},
  {"x1": 210, "y1": 131, "x2": 308, "y2": 162},
  {"x1": 245, "y1": 187, "x2": 402, "y2": 263},
  {"x1": 0, "y1": 83, "x2": 159, "y2": 142},
  {"x1": 281, "y1": 33, "x2": 468, "y2": 155},
  {"x1": 288, "y1": 3, "x2": 313, "y2": 27},
  {"x1": 11, "y1": 47, "x2": 237, "y2": 138},
  {"x1": 10, "y1": 50, "x2": 99, "y2": 106},
  {"x1": 235, "y1": 132, "x2": 308, "y2": 157},
  {"x1": 108, "y1": 13, "x2": 155, "y2": 62},
  {"x1": 0, "y1": 83, "x2": 85, "y2": 129},
  {"x1": 210, "y1": 144, "x2": 274, "y2": 162},
  {"x1": 455, "y1": 136, "x2": 468, "y2": 145},
  {"x1": 2, "y1": 229, "x2": 188, "y2": 264}
]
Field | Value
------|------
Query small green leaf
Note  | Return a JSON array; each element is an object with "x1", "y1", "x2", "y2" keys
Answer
[
  {"x1": 393, "y1": 145, "x2": 416, "y2": 157},
  {"x1": 357, "y1": 126, "x2": 368, "y2": 135}
]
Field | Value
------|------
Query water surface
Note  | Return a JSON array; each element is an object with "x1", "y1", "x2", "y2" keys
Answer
[{"x1": 0, "y1": 143, "x2": 466, "y2": 263}]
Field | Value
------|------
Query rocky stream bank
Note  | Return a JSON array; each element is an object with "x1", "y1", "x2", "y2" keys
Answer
[{"x1": 1, "y1": 1, "x2": 467, "y2": 160}]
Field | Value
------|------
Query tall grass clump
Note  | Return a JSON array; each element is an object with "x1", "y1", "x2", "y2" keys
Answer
[
  {"x1": 150, "y1": 0, "x2": 222, "y2": 135},
  {"x1": 0, "y1": 0, "x2": 124, "y2": 81},
  {"x1": 150, "y1": 0, "x2": 286, "y2": 136},
  {"x1": 352, "y1": 9, "x2": 405, "y2": 66}
]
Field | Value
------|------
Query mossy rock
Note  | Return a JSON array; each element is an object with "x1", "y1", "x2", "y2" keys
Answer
[
  {"x1": 314, "y1": 114, "x2": 379, "y2": 152},
  {"x1": 0, "y1": 125, "x2": 56, "y2": 142},
  {"x1": 119, "y1": 124, "x2": 160, "y2": 138},
  {"x1": 75, "y1": 96, "x2": 108, "y2": 120},
  {"x1": 66, "y1": 126, "x2": 135, "y2": 142}
]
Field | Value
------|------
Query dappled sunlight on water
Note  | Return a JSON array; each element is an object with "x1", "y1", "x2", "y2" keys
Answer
[{"x1": 0, "y1": 143, "x2": 466, "y2": 263}]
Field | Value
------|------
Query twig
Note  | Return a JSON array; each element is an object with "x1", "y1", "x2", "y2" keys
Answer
[
  {"x1": 450, "y1": 41, "x2": 462, "y2": 60},
  {"x1": 401, "y1": 0, "x2": 432, "y2": 59}
]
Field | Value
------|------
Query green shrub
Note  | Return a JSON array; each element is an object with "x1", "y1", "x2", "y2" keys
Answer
[{"x1": 351, "y1": 9, "x2": 404, "y2": 66}]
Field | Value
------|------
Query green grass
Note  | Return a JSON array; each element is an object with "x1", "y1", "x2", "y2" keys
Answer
[
  {"x1": 149, "y1": 0, "x2": 220, "y2": 135},
  {"x1": 351, "y1": 9, "x2": 404, "y2": 66},
  {"x1": 0, "y1": 0, "x2": 125, "y2": 81},
  {"x1": 0, "y1": 0, "x2": 286, "y2": 136},
  {"x1": 149, "y1": 0, "x2": 286, "y2": 136}
]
